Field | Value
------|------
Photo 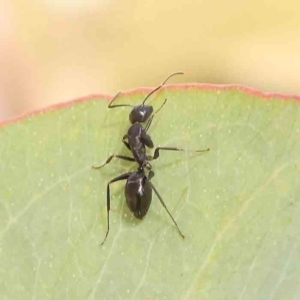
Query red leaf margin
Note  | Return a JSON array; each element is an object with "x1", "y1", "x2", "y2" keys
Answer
[{"x1": 1, "y1": 83, "x2": 299, "y2": 128}]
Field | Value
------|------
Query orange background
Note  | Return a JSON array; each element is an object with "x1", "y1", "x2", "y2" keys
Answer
[{"x1": 1, "y1": 1, "x2": 299, "y2": 120}]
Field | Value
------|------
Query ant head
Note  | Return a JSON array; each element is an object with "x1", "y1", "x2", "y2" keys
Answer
[
  {"x1": 129, "y1": 105, "x2": 153, "y2": 124},
  {"x1": 129, "y1": 72, "x2": 183, "y2": 124},
  {"x1": 109, "y1": 72, "x2": 183, "y2": 123}
]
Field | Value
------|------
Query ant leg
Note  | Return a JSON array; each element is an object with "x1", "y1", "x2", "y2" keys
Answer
[
  {"x1": 122, "y1": 134, "x2": 131, "y2": 151},
  {"x1": 108, "y1": 92, "x2": 133, "y2": 109},
  {"x1": 101, "y1": 172, "x2": 132, "y2": 246},
  {"x1": 144, "y1": 99, "x2": 167, "y2": 133},
  {"x1": 148, "y1": 172, "x2": 185, "y2": 239},
  {"x1": 92, "y1": 154, "x2": 135, "y2": 169},
  {"x1": 141, "y1": 129, "x2": 154, "y2": 149},
  {"x1": 149, "y1": 146, "x2": 210, "y2": 160}
]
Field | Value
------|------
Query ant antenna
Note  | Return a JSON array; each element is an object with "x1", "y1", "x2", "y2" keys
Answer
[
  {"x1": 142, "y1": 72, "x2": 184, "y2": 105},
  {"x1": 144, "y1": 98, "x2": 168, "y2": 132},
  {"x1": 155, "y1": 98, "x2": 167, "y2": 115},
  {"x1": 108, "y1": 91, "x2": 133, "y2": 109},
  {"x1": 108, "y1": 72, "x2": 183, "y2": 109}
]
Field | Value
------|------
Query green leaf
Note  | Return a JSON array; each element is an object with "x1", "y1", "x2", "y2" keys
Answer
[{"x1": 1, "y1": 86, "x2": 300, "y2": 300}]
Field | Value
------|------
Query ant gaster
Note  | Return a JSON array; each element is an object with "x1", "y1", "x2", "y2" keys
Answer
[
  {"x1": 97, "y1": 165, "x2": 185, "y2": 246},
  {"x1": 93, "y1": 73, "x2": 210, "y2": 245}
]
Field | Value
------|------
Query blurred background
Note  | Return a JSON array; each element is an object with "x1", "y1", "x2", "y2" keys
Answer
[{"x1": 1, "y1": 0, "x2": 300, "y2": 120}]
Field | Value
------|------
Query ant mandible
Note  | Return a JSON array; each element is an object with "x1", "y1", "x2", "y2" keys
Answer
[{"x1": 93, "y1": 73, "x2": 210, "y2": 245}]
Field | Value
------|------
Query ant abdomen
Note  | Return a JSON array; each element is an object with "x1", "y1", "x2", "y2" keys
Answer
[{"x1": 125, "y1": 172, "x2": 152, "y2": 220}]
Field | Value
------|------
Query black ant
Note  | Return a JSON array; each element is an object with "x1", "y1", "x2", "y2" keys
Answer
[{"x1": 93, "y1": 73, "x2": 210, "y2": 245}]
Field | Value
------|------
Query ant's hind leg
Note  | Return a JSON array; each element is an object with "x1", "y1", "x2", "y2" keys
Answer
[
  {"x1": 92, "y1": 154, "x2": 135, "y2": 169},
  {"x1": 101, "y1": 172, "x2": 132, "y2": 246},
  {"x1": 149, "y1": 178, "x2": 185, "y2": 239}
]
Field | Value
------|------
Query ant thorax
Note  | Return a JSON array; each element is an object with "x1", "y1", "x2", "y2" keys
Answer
[{"x1": 126, "y1": 123, "x2": 154, "y2": 165}]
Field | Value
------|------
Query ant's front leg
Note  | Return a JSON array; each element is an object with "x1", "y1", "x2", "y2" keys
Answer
[
  {"x1": 141, "y1": 129, "x2": 154, "y2": 149},
  {"x1": 148, "y1": 170, "x2": 185, "y2": 239},
  {"x1": 122, "y1": 134, "x2": 131, "y2": 151}
]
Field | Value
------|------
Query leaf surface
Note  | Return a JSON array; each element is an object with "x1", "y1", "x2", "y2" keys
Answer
[{"x1": 1, "y1": 85, "x2": 300, "y2": 300}]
